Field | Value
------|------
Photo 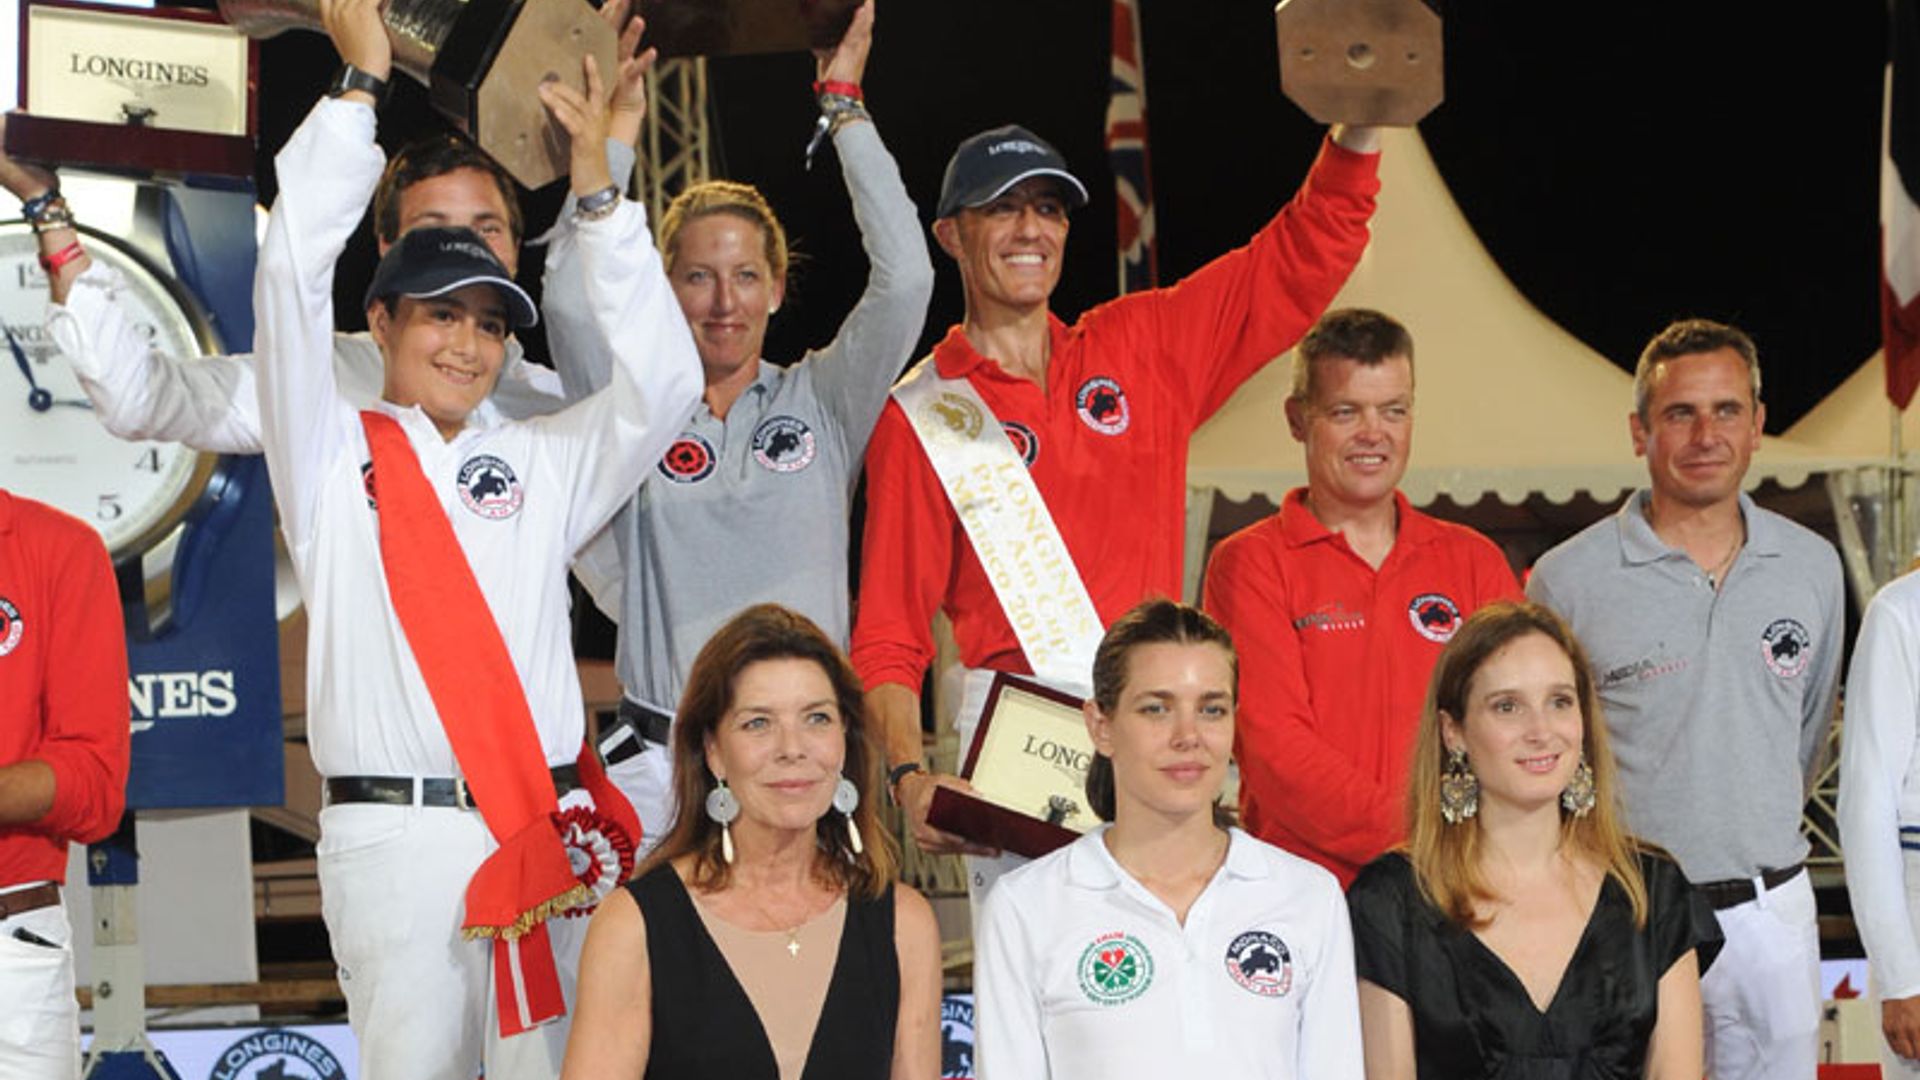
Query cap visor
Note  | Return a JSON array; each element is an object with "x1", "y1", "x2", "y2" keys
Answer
[
  {"x1": 405, "y1": 274, "x2": 539, "y2": 330},
  {"x1": 958, "y1": 167, "x2": 1091, "y2": 215}
]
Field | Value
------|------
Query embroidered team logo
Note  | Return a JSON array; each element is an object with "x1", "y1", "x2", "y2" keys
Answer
[
  {"x1": 1761, "y1": 618, "x2": 1813, "y2": 678},
  {"x1": 939, "y1": 996, "x2": 976, "y2": 1078},
  {"x1": 0, "y1": 597, "x2": 21, "y2": 657},
  {"x1": 658, "y1": 434, "x2": 717, "y2": 484},
  {"x1": 359, "y1": 461, "x2": 378, "y2": 510},
  {"x1": 1408, "y1": 593, "x2": 1463, "y2": 643},
  {"x1": 1225, "y1": 930, "x2": 1293, "y2": 998},
  {"x1": 1002, "y1": 420, "x2": 1039, "y2": 467},
  {"x1": 206, "y1": 1027, "x2": 346, "y2": 1079},
  {"x1": 1074, "y1": 376, "x2": 1131, "y2": 435},
  {"x1": 922, "y1": 392, "x2": 984, "y2": 443},
  {"x1": 751, "y1": 415, "x2": 817, "y2": 473},
  {"x1": 456, "y1": 455, "x2": 523, "y2": 520},
  {"x1": 1077, "y1": 931, "x2": 1154, "y2": 1006}
]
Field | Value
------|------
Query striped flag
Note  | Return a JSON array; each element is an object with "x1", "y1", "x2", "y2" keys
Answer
[
  {"x1": 1884, "y1": 0, "x2": 1920, "y2": 408},
  {"x1": 1107, "y1": 0, "x2": 1158, "y2": 295}
]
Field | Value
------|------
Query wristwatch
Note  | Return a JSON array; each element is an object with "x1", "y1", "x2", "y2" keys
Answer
[
  {"x1": 887, "y1": 761, "x2": 926, "y2": 806},
  {"x1": 326, "y1": 64, "x2": 391, "y2": 109}
]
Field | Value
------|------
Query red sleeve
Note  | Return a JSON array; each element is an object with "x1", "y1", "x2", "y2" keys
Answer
[
  {"x1": 32, "y1": 524, "x2": 130, "y2": 844},
  {"x1": 1106, "y1": 137, "x2": 1379, "y2": 427},
  {"x1": 1470, "y1": 534, "x2": 1523, "y2": 611},
  {"x1": 1203, "y1": 530, "x2": 1399, "y2": 867},
  {"x1": 851, "y1": 400, "x2": 957, "y2": 692}
]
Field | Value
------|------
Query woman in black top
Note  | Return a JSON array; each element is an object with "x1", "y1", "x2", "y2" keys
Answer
[
  {"x1": 560, "y1": 604, "x2": 941, "y2": 1079},
  {"x1": 1346, "y1": 601, "x2": 1720, "y2": 1079}
]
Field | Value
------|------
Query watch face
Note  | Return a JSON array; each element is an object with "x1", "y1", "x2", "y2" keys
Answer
[{"x1": 0, "y1": 222, "x2": 215, "y2": 556}]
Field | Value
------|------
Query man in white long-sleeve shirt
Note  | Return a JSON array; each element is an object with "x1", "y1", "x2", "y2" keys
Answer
[
  {"x1": 1841, "y1": 571, "x2": 1920, "y2": 1078},
  {"x1": 249, "y1": 0, "x2": 700, "y2": 1075}
]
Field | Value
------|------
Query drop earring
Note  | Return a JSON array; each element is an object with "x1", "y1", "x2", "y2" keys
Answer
[
  {"x1": 1561, "y1": 754, "x2": 1597, "y2": 818},
  {"x1": 706, "y1": 778, "x2": 740, "y2": 864},
  {"x1": 1440, "y1": 747, "x2": 1479, "y2": 824},
  {"x1": 833, "y1": 775, "x2": 863, "y2": 856}
]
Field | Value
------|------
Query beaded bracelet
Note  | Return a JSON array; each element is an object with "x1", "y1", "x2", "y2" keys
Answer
[
  {"x1": 804, "y1": 94, "x2": 872, "y2": 171},
  {"x1": 28, "y1": 201, "x2": 75, "y2": 235},
  {"x1": 20, "y1": 188, "x2": 61, "y2": 223}
]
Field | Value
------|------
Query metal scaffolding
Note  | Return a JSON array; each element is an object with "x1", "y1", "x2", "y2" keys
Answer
[{"x1": 637, "y1": 58, "x2": 712, "y2": 224}]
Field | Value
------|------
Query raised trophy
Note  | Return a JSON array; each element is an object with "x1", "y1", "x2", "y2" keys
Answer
[
  {"x1": 1274, "y1": 0, "x2": 1443, "y2": 127},
  {"x1": 926, "y1": 673, "x2": 1100, "y2": 860},
  {"x1": 214, "y1": 0, "x2": 863, "y2": 189}
]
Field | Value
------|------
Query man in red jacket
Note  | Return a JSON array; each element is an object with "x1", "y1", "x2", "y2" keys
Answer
[
  {"x1": 1203, "y1": 309, "x2": 1518, "y2": 885},
  {"x1": 0, "y1": 489, "x2": 131, "y2": 1079},
  {"x1": 853, "y1": 121, "x2": 1381, "y2": 902}
]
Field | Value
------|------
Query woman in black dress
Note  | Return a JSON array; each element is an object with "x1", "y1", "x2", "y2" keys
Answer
[
  {"x1": 1347, "y1": 601, "x2": 1720, "y2": 1079},
  {"x1": 560, "y1": 604, "x2": 941, "y2": 1079}
]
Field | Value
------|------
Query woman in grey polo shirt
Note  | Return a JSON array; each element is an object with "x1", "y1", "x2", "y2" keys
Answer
[{"x1": 544, "y1": 0, "x2": 934, "y2": 848}]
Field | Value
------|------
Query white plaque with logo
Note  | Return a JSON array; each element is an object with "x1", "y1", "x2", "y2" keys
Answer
[{"x1": 26, "y1": 4, "x2": 250, "y2": 136}]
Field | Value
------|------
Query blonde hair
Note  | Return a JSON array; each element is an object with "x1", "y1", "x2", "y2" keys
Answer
[
  {"x1": 1406, "y1": 601, "x2": 1649, "y2": 928},
  {"x1": 658, "y1": 180, "x2": 790, "y2": 285}
]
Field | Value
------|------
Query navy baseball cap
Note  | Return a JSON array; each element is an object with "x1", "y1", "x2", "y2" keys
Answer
[
  {"x1": 936, "y1": 124, "x2": 1090, "y2": 219},
  {"x1": 364, "y1": 226, "x2": 538, "y2": 329}
]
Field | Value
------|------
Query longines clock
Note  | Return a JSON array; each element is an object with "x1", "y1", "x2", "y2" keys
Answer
[{"x1": 0, "y1": 221, "x2": 217, "y2": 558}]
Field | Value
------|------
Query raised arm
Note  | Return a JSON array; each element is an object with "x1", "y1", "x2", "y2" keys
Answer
[
  {"x1": 530, "y1": 55, "x2": 702, "y2": 552},
  {"x1": 797, "y1": 2, "x2": 935, "y2": 467},
  {"x1": 253, "y1": 0, "x2": 390, "y2": 546}
]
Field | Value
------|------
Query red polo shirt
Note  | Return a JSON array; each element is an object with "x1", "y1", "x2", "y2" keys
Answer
[
  {"x1": 0, "y1": 490, "x2": 130, "y2": 888},
  {"x1": 1204, "y1": 489, "x2": 1519, "y2": 885},
  {"x1": 852, "y1": 137, "x2": 1380, "y2": 690}
]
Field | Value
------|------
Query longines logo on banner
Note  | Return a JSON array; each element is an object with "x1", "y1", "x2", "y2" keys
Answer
[
  {"x1": 129, "y1": 670, "x2": 237, "y2": 730},
  {"x1": 207, "y1": 1028, "x2": 345, "y2": 1080}
]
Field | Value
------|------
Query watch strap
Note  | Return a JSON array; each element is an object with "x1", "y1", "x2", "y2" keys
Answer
[{"x1": 328, "y1": 64, "x2": 391, "y2": 108}]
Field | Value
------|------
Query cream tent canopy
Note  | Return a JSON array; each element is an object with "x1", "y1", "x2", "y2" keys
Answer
[
  {"x1": 1786, "y1": 349, "x2": 1916, "y2": 458},
  {"x1": 1184, "y1": 128, "x2": 1848, "y2": 509}
]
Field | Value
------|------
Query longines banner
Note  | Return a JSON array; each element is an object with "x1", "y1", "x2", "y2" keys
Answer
[
  {"x1": 85, "y1": 1024, "x2": 357, "y2": 1079},
  {"x1": 25, "y1": 4, "x2": 249, "y2": 135}
]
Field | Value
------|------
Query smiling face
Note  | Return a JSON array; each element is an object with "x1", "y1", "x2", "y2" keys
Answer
[
  {"x1": 1288, "y1": 354, "x2": 1414, "y2": 515},
  {"x1": 1087, "y1": 641, "x2": 1236, "y2": 823},
  {"x1": 667, "y1": 212, "x2": 783, "y2": 388},
  {"x1": 370, "y1": 285, "x2": 510, "y2": 440},
  {"x1": 936, "y1": 177, "x2": 1070, "y2": 319},
  {"x1": 1630, "y1": 347, "x2": 1763, "y2": 511},
  {"x1": 704, "y1": 657, "x2": 847, "y2": 837},
  {"x1": 389, "y1": 167, "x2": 519, "y2": 274},
  {"x1": 1441, "y1": 631, "x2": 1584, "y2": 819}
]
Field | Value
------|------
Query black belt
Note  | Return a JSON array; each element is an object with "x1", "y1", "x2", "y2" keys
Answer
[
  {"x1": 1696, "y1": 863, "x2": 1805, "y2": 910},
  {"x1": 325, "y1": 764, "x2": 581, "y2": 810},
  {"x1": 603, "y1": 699, "x2": 674, "y2": 766}
]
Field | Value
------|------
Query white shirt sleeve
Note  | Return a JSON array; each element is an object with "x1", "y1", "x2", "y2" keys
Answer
[
  {"x1": 1296, "y1": 876, "x2": 1365, "y2": 1080},
  {"x1": 252, "y1": 96, "x2": 385, "y2": 549},
  {"x1": 46, "y1": 265, "x2": 266, "y2": 454},
  {"x1": 973, "y1": 882, "x2": 1050, "y2": 1079},
  {"x1": 522, "y1": 196, "x2": 701, "y2": 555},
  {"x1": 1841, "y1": 579, "x2": 1920, "y2": 1000}
]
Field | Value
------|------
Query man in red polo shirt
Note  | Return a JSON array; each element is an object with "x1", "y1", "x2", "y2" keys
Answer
[
  {"x1": 852, "y1": 121, "x2": 1381, "y2": 890},
  {"x1": 0, "y1": 489, "x2": 131, "y2": 1078},
  {"x1": 1203, "y1": 309, "x2": 1518, "y2": 885}
]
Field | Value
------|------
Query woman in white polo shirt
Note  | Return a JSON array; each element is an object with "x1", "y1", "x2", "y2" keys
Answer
[{"x1": 972, "y1": 600, "x2": 1362, "y2": 1080}]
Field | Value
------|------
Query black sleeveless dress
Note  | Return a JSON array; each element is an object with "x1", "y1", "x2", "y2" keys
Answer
[{"x1": 629, "y1": 864, "x2": 899, "y2": 1079}]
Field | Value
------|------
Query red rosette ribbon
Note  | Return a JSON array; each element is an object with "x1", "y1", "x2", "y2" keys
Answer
[{"x1": 553, "y1": 805, "x2": 637, "y2": 916}]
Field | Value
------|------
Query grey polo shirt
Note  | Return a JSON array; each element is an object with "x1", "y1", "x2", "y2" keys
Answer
[
  {"x1": 543, "y1": 121, "x2": 934, "y2": 710},
  {"x1": 1526, "y1": 490, "x2": 1843, "y2": 883}
]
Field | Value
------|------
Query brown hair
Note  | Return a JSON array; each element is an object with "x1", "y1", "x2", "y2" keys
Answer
[
  {"x1": 372, "y1": 133, "x2": 524, "y2": 246},
  {"x1": 1289, "y1": 307, "x2": 1415, "y2": 405},
  {"x1": 1633, "y1": 317, "x2": 1761, "y2": 424},
  {"x1": 1406, "y1": 600, "x2": 1648, "y2": 928},
  {"x1": 643, "y1": 604, "x2": 896, "y2": 899},
  {"x1": 658, "y1": 180, "x2": 791, "y2": 285},
  {"x1": 1084, "y1": 598, "x2": 1239, "y2": 828}
]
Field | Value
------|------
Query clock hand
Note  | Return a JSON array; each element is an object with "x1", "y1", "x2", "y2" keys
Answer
[{"x1": 3, "y1": 324, "x2": 52, "y2": 413}]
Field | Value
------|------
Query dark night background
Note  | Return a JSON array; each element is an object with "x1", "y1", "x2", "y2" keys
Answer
[{"x1": 235, "y1": 0, "x2": 1889, "y2": 432}]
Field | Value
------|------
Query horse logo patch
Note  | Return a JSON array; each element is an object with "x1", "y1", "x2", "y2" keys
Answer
[
  {"x1": 1002, "y1": 420, "x2": 1040, "y2": 467},
  {"x1": 751, "y1": 416, "x2": 817, "y2": 473},
  {"x1": 1408, "y1": 593, "x2": 1463, "y2": 643},
  {"x1": 0, "y1": 597, "x2": 21, "y2": 657},
  {"x1": 1225, "y1": 930, "x2": 1293, "y2": 998},
  {"x1": 1075, "y1": 376, "x2": 1131, "y2": 435},
  {"x1": 457, "y1": 455, "x2": 523, "y2": 519},
  {"x1": 1762, "y1": 618, "x2": 1813, "y2": 678}
]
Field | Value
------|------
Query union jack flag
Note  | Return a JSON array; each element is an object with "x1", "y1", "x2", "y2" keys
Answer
[{"x1": 1107, "y1": 0, "x2": 1158, "y2": 295}]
